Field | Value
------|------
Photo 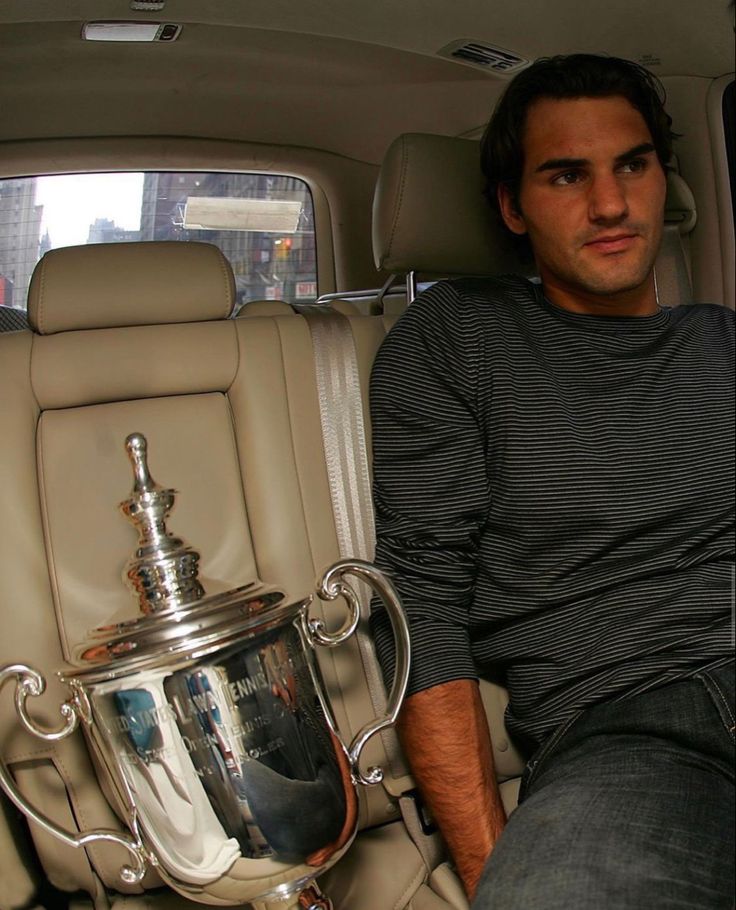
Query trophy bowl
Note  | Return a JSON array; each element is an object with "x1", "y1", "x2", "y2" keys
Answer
[{"x1": 0, "y1": 434, "x2": 410, "y2": 907}]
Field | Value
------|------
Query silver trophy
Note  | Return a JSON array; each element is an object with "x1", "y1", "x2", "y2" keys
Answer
[{"x1": 0, "y1": 433, "x2": 410, "y2": 908}]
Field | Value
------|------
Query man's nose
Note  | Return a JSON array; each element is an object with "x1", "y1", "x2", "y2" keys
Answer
[{"x1": 588, "y1": 174, "x2": 628, "y2": 222}]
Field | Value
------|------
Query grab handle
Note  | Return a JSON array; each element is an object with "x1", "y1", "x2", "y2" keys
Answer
[{"x1": 0, "y1": 663, "x2": 149, "y2": 884}]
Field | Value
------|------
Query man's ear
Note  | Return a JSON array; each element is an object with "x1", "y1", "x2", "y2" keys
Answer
[{"x1": 497, "y1": 183, "x2": 528, "y2": 236}]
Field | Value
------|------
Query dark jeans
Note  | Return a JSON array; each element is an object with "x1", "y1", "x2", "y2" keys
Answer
[{"x1": 474, "y1": 661, "x2": 735, "y2": 909}]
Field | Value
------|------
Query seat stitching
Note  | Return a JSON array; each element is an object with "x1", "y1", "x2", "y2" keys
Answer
[
  {"x1": 29, "y1": 332, "x2": 41, "y2": 409},
  {"x1": 274, "y1": 316, "x2": 320, "y2": 574},
  {"x1": 386, "y1": 135, "x2": 409, "y2": 263},
  {"x1": 393, "y1": 855, "x2": 428, "y2": 910},
  {"x1": 37, "y1": 255, "x2": 48, "y2": 334},
  {"x1": 4, "y1": 745, "x2": 64, "y2": 762},
  {"x1": 35, "y1": 417, "x2": 72, "y2": 658},
  {"x1": 213, "y1": 246, "x2": 234, "y2": 319},
  {"x1": 53, "y1": 750, "x2": 115, "y2": 888}
]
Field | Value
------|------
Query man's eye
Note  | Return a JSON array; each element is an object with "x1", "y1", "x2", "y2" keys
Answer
[
  {"x1": 620, "y1": 158, "x2": 647, "y2": 174},
  {"x1": 552, "y1": 171, "x2": 582, "y2": 186}
]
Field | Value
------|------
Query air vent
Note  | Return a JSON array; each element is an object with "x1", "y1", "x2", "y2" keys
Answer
[{"x1": 438, "y1": 40, "x2": 528, "y2": 74}]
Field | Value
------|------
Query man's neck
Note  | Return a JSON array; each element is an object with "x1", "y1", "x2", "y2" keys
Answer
[{"x1": 541, "y1": 275, "x2": 660, "y2": 317}]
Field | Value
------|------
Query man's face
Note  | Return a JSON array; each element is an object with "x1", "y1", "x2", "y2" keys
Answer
[{"x1": 497, "y1": 95, "x2": 667, "y2": 316}]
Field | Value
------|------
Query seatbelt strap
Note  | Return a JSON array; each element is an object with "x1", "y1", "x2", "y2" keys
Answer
[
  {"x1": 301, "y1": 307, "x2": 376, "y2": 570},
  {"x1": 298, "y1": 305, "x2": 408, "y2": 781},
  {"x1": 654, "y1": 224, "x2": 693, "y2": 308},
  {"x1": 300, "y1": 305, "x2": 449, "y2": 876}
]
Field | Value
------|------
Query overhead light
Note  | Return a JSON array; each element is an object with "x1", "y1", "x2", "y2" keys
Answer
[{"x1": 82, "y1": 22, "x2": 181, "y2": 42}]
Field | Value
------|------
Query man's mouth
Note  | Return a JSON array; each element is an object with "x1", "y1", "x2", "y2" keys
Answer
[{"x1": 584, "y1": 233, "x2": 639, "y2": 254}]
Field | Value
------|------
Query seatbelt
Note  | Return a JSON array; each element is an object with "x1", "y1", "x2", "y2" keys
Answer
[
  {"x1": 300, "y1": 305, "x2": 454, "y2": 878},
  {"x1": 298, "y1": 305, "x2": 408, "y2": 781}
]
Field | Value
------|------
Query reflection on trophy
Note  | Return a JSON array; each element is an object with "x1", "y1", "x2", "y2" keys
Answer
[{"x1": 0, "y1": 433, "x2": 410, "y2": 909}]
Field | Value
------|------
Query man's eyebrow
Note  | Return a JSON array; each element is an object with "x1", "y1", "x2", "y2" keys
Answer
[
  {"x1": 614, "y1": 142, "x2": 656, "y2": 163},
  {"x1": 534, "y1": 142, "x2": 657, "y2": 174},
  {"x1": 535, "y1": 156, "x2": 586, "y2": 174}
]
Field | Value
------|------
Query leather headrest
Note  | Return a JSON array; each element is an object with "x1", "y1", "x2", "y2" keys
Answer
[
  {"x1": 373, "y1": 133, "x2": 531, "y2": 276},
  {"x1": 373, "y1": 132, "x2": 697, "y2": 275},
  {"x1": 664, "y1": 171, "x2": 697, "y2": 234},
  {"x1": 28, "y1": 241, "x2": 236, "y2": 335}
]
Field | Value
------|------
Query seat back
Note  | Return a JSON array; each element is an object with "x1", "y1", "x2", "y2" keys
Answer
[
  {"x1": 0, "y1": 241, "x2": 246, "y2": 900},
  {"x1": 0, "y1": 241, "x2": 424, "y2": 906}
]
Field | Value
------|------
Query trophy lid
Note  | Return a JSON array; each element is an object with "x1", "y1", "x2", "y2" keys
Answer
[{"x1": 69, "y1": 433, "x2": 307, "y2": 681}]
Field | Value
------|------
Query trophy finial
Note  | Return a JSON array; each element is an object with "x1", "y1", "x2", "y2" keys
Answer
[
  {"x1": 120, "y1": 433, "x2": 205, "y2": 614},
  {"x1": 125, "y1": 433, "x2": 158, "y2": 496}
]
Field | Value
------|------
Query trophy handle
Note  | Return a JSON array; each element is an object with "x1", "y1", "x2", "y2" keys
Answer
[
  {"x1": 0, "y1": 663, "x2": 149, "y2": 885},
  {"x1": 306, "y1": 559, "x2": 410, "y2": 787}
]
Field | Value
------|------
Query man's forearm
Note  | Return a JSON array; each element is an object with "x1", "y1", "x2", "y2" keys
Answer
[{"x1": 397, "y1": 678, "x2": 507, "y2": 899}]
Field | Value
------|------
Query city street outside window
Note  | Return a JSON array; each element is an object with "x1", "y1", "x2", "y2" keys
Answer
[{"x1": 0, "y1": 172, "x2": 317, "y2": 313}]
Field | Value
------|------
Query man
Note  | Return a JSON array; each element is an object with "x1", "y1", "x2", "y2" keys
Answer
[{"x1": 370, "y1": 55, "x2": 734, "y2": 908}]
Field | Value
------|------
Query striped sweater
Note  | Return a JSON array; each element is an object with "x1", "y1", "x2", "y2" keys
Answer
[{"x1": 369, "y1": 275, "x2": 734, "y2": 751}]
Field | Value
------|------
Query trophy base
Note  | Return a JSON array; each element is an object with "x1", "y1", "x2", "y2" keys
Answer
[
  {"x1": 153, "y1": 836, "x2": 352, "y2": 907},
  {"x1": 251, "y1": 883, "x2": 332, "y2": 910}
]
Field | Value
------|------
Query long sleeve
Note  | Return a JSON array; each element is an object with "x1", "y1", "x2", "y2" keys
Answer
[{"x1": 369, "y1": 282, "x2": 489, "y2": 695}]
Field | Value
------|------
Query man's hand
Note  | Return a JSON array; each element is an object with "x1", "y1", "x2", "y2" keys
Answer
[{"x1": 397, "y1": 679, "x2": 507, "y2": 899}]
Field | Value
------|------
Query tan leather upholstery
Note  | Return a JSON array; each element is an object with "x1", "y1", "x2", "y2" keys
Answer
[
  {"x1": 237, "y1": 300, "x2": 296, "y2": 317},
  {"x1": 372, "y1": 132, "x2": 533, "y2": 276},
  {"x1": 664, "y1": 171, "x2": 697, "y2": 233},
  {"x1": 0, "y1": 241, "x2": 462, "y2": 909}
]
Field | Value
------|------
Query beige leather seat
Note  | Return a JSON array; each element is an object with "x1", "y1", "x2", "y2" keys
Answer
[{"x1": 0, "y1": 240, "x2": 468, "y2": 910}]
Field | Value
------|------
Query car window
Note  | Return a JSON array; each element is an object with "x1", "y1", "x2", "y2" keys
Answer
[{"x1": 0, "y1": 171, "x2": 317, "y2": 314}]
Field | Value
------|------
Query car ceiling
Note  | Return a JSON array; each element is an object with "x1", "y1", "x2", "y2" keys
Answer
[{"x1": 0, "y1": 0, "x2": 734, "y2": 165}]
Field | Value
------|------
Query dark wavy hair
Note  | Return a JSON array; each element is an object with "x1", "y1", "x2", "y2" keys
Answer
[{"x1": 480, "y1": 54, "x2": 678, "y2": 214}]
